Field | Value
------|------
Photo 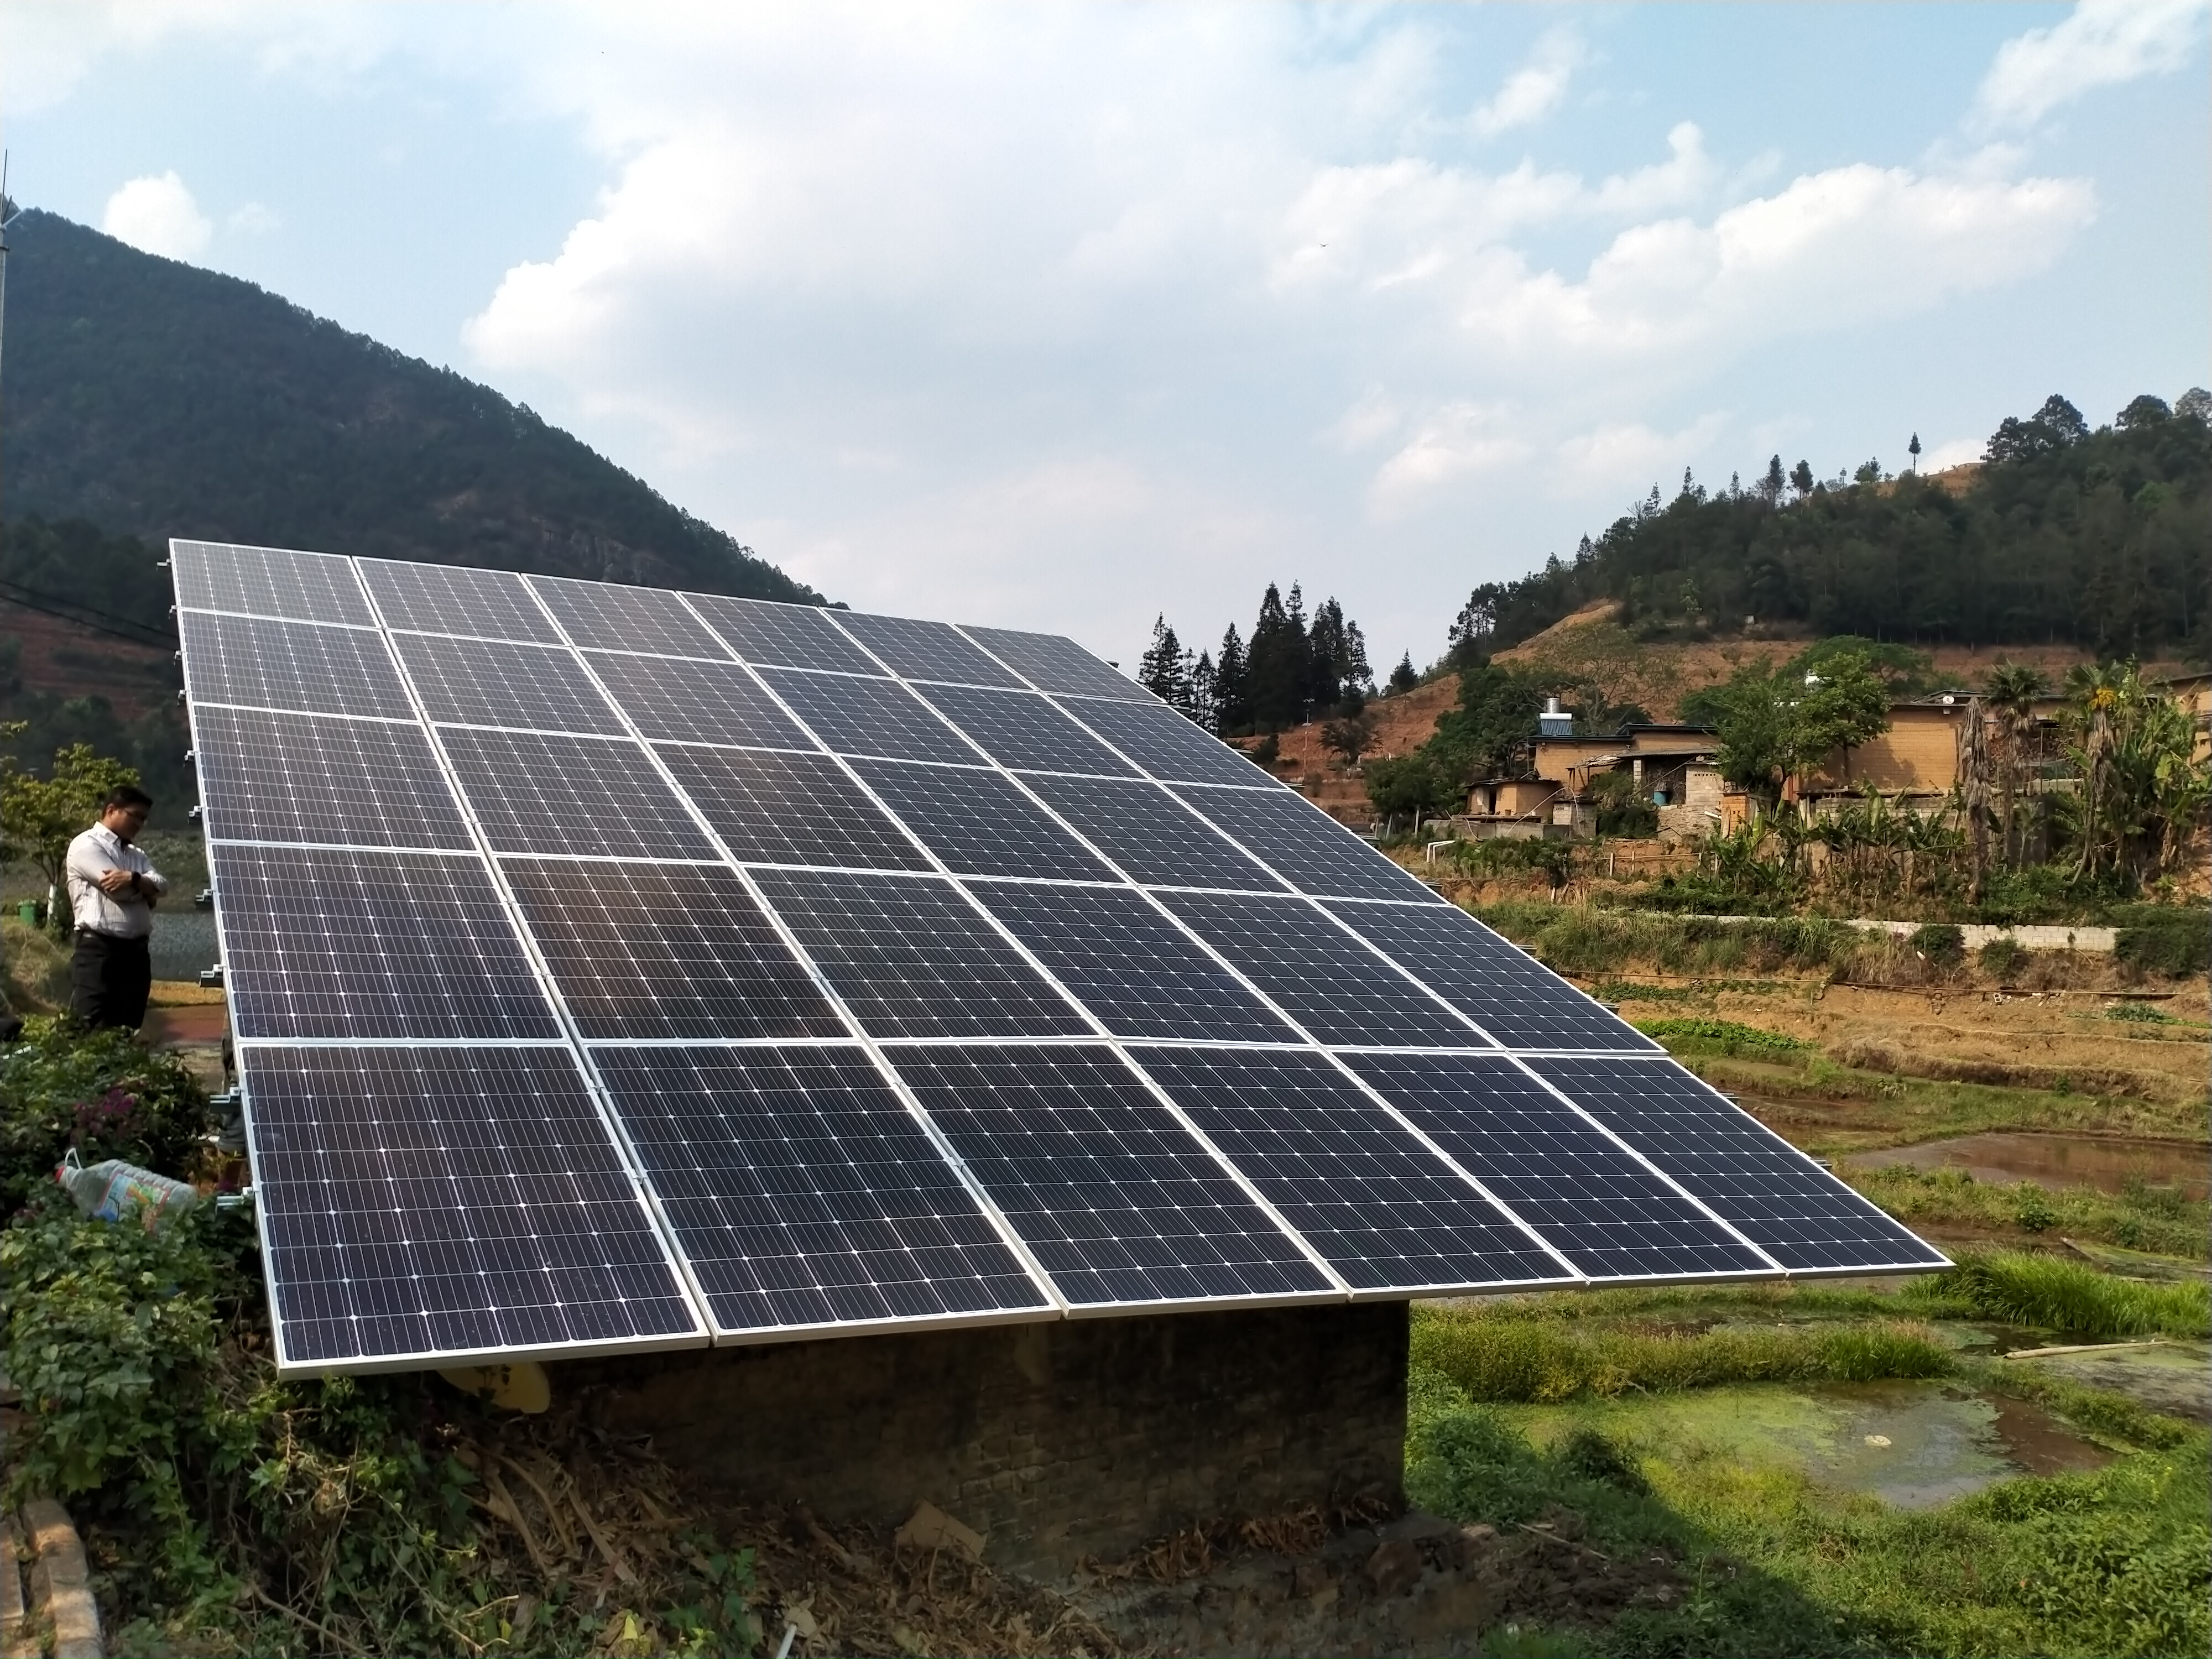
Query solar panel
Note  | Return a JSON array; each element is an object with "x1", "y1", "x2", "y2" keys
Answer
[
  {"x1": 1019, "y1": 775, "x2": 1290, "y2": 891},
  {"x1": 189, "y1": 706, "x2": 473, "y2": 849},
  {"x1": 246, "y1": 1046, "x2": 701, "y2": 1368},
  {"x1": 173, "y1": 541, "x2": 374, "y2": 626},
  {"x1": 213, "y1": 844, "x2": 560, "y2": 1041},
  {"x1": 1053, "y1": 697, "x2": 1284, "y2": 788},
  {"x1": 829, "y1": 611, "x2": 1025, "y2": 686},
  {"x1": 748, "y1": 870, "x2": 1092, "y2": 1039},
  {"x1": 437, "y1": 729, "x2": 719, "y2": 860},
  {"x1": 582, "y1": 653, "x2": 814, "y2": 749},
  {"x1": 529, "y1": 574, "x2": 730, "y2": 658},
  {"x1": 593, "y1": 1046, "x2": 1053, "y2": 1335},
  {"x1": 1528, "y1": 1057, "x2": 1949, "y2": 1272},
  {"x1": 391, "y1": 633, "x2": 626, "y2": 735},
  {"x1": 178, "y1": 541, "x2": 1944, "y2": 1373},
  {"x1": 832, "y1": 615, "x2": 1031, "y2": 686},
  {"x1": 1156, "y1": 891, "x2": 1490, "y2": 1047},
  {"x1": 1325, "y1": 900, "x2": 1662, "y2": 1052},
  {"x1": 180, "y1": 611, "x2": 414, "y2": 719},
  {"x1": 968, "y1": 881, "x2": 1303, "y2": 1042},
  {"x1": 1343, "y1": 1053, "x2": 1772, "y2": 1281},
  {"x1": 356, "y1": 560, "x2": 564, "y2": 643},
  {"x1": 845, "y1": 760, "x2": 1119, "y2": 880},
  {"x1": 1130, "y1": 1048, "x2": 1573, "y2": 1293},
  {"x1": 502, "y1": 859, "x2": 849, "y2": 1041},
  {"x1": 655, "y1": 746, "x2": 933, "y2": 872},
  {"x1": 755, "y1": 668, "x2": 984, "y2": 765},
  {"x1": 687, "y1": 593, "x2": 885, "y2": 674},
  {"x1": 914, "y1": 684, "x2": 1141, "y2": 777},
  {"x1": 882, "y1": 1046, "x2": 1335, "y2": 1307},
  {"x1": 1173, "y1": 785, "x2": 1435, "y2": 900},
  {"x1": 957, "y1": 624, "x2": 1149, "y2": 701}
]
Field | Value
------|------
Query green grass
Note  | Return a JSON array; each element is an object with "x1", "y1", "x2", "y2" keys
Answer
[
  {"x1": 1846, "y1": 1164, "x2": 2210, "y2": 1260},
  {"x1": 1410, "y1": 1303, "x2": 1953, "y2": 1405},
  {"x1": 1676, "y1": 1050, "x2": 2209, "y2": 1150},
  {"x1": 1909, "y1": 1249, "x2": 2212, "y2": 1341},
  {"x1": 1630, "y1": 1016, "x2": 1813, "y2": 1060},
  {"x1": 1404, "y1": 1280, "x2": 2212, "y2": 1657},
  {"x1": 1475, "y1": 902, "x2": 1871, "y2": 979}
]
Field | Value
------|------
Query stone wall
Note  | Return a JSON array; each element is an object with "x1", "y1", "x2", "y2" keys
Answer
[{"x1": 557, "y1": 1303, "x2": 1410, "y2": 1582}]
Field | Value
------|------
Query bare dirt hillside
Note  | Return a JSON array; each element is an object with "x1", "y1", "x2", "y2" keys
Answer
[
  {"x1": 1494, "y1": 603, "x2": 2136, "y2": 721},
  {"x1": 1262, "y1": 676, "x2": 1462, "y2": 822}
]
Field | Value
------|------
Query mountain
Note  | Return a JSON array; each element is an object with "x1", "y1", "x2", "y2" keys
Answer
[
  {"x1": 0, "y1": 206, "x2": 822, "y2": 818},
  {"x1": 0, "y1": 207, "x2": 818, "y2": 602},
  {"x1": 1447, "y1": 392, "x2": 2211, "y2": 667}
]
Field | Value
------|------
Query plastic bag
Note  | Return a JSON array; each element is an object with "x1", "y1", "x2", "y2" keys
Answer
[{"x1": 55, "y1": 1146, "x2": 201, "y2": 1232}]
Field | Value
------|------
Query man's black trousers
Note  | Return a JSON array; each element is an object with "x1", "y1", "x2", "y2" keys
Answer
[{"x1": 71, "y1": 929, "x2": 153, "y2": 1030}]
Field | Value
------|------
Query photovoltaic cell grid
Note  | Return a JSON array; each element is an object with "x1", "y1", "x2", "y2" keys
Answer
[{"x1": 174, "y1": 541, "x2": 1945, "y2": 1374}]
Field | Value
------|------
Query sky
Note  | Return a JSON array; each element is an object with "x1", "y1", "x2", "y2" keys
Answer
[{"x1": 3, "y1": 2, "x2": 2206, "y2": 674}]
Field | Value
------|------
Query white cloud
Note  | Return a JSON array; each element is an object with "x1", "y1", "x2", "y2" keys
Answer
[
  {"x1": 1470, "y1": 27, "x2": 1584, "y2": 138},
  {"x1": 20, "y1": 3, "x2": 2136, "y2": 664},
  {"x1": 1371, "y1": 401, "x2": 1532, "y2": 513},
  {"x1": 1917, "y1": 436, "x2": 1986, "y2": 474},
  {"x1": 101, "y1": 171, "x2": 212, "y2": 260},
  {"x1": 1973, "y1": 0, "x2": 2209, "y2": 131},
  {"x1": 1452, "y1": 160, "x2": 2096, "y2": 368},
  {"x1": 228, "y1": 201, "x2": 280, "y2": 234},
  {"x1": 1552, "y1": 413, "x2": 1731, "y2": 499}
]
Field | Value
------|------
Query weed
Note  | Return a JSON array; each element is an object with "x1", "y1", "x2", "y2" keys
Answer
[
  {"x1": 1410, "y1": 1306, "x2": 1953, "y2": 1404},
  {"x1": 2107, "y1": 1001, "x2": 2174, "y2": 1024},
  {"x1": 1631, "y1": 1017, "x2": 1811, "y2": 1060},
  {"x1": 0, "y1": 1016, "x2": 211, "y2": 1214},
  {"x1": 1845, "y1": 1165, "x2": 2209, "y2": 1260},
  {"x1": 1907, "y1": 1249, "x2": 2211, "y2": 1340},
  {"x1": 2012, "y1": 1186, "x2": 2060, "y2": 1233}
]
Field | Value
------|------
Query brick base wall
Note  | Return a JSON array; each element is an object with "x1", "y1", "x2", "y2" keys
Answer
[{"x1": 557, "y1": 1302, "x2": 1410, "y2": 1581}]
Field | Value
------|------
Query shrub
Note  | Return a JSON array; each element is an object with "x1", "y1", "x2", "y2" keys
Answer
[
  {"x1": 1910, "y1": 921, "x2": 1966, "y2": 968},
  {"x1": 2114, "y1": 909, "x2": 2209, "y2": 978},
  {"x1": 0, "y1": 1017, "x2": 210, "y2": 1215},
  {"x1": 1978, "y1": 935, "x2": 2028, "y2": 980}
]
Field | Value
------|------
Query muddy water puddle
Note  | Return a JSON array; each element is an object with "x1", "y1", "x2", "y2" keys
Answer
[
  {"x1": 1520, "y1": 1379, "x2": 2112, "y2": 1511},
  {"x1": 1841, "y1": 1131, "x2": 2208, "y2": 1199}
]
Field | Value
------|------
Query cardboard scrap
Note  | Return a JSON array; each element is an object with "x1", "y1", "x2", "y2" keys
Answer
[{"x1": 895, "y1": 1501, "x2": 984, "y2": 1562}]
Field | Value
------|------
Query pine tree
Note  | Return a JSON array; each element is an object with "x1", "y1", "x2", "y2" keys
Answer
[
  {"x1": 1790, "y1": 458, "x2": 1814, "y2": 498},
  {"x1": 1388, "y1": 652, "x2": 1418, "y2": 695},
  {"x1": 1136, "y1": 614, "x2": 1188, "y2": 707},
  {"x1": 1186, "y1": 650, "x2": 1218, "y2": 731},
  {"x1": 1212, "y1": 625, "x2": 1251, "y2": 735},
  {"x1": 1761, "y1": 455, "x2": 1786, "y2": 506},
  {"x1": 1246, "y1": 583, "x2": 1307, "y2": 731}
]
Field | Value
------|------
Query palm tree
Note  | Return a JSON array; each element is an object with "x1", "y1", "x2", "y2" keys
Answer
[{"x1": 1983, "y1": 662, "x2": 2047, "y2": 865}]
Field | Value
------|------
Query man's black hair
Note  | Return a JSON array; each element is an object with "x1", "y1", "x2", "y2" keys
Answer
[{"x1": 103, "y1": 785, "x2": 154, "y2": 812}]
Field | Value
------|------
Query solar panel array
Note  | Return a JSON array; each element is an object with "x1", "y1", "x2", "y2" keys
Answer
[{"x1": 174, "y1": 540, "x2": 1946, "y2": 1374}]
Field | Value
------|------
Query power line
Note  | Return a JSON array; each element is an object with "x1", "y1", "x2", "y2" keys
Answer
[{"x1": 0, "y1": 578, "x2": 176, "y2": 649}]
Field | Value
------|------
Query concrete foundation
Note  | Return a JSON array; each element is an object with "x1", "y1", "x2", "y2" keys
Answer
[{"x1": 557, "y1": 1302, "x2": 1410, "y2": 1581}]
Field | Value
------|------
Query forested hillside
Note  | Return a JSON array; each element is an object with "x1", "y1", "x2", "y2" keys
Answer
[
  {"x1": 1447, "y1": 392, "x2": 2211, "y2": 666},
  {"x1": 0, "y1": 207, "x2": 817, "y2": 602}
]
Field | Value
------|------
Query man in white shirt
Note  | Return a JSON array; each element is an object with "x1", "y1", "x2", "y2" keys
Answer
[{"x1": 65, "y1": 785, "x2": 169, "y2": 1030}]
